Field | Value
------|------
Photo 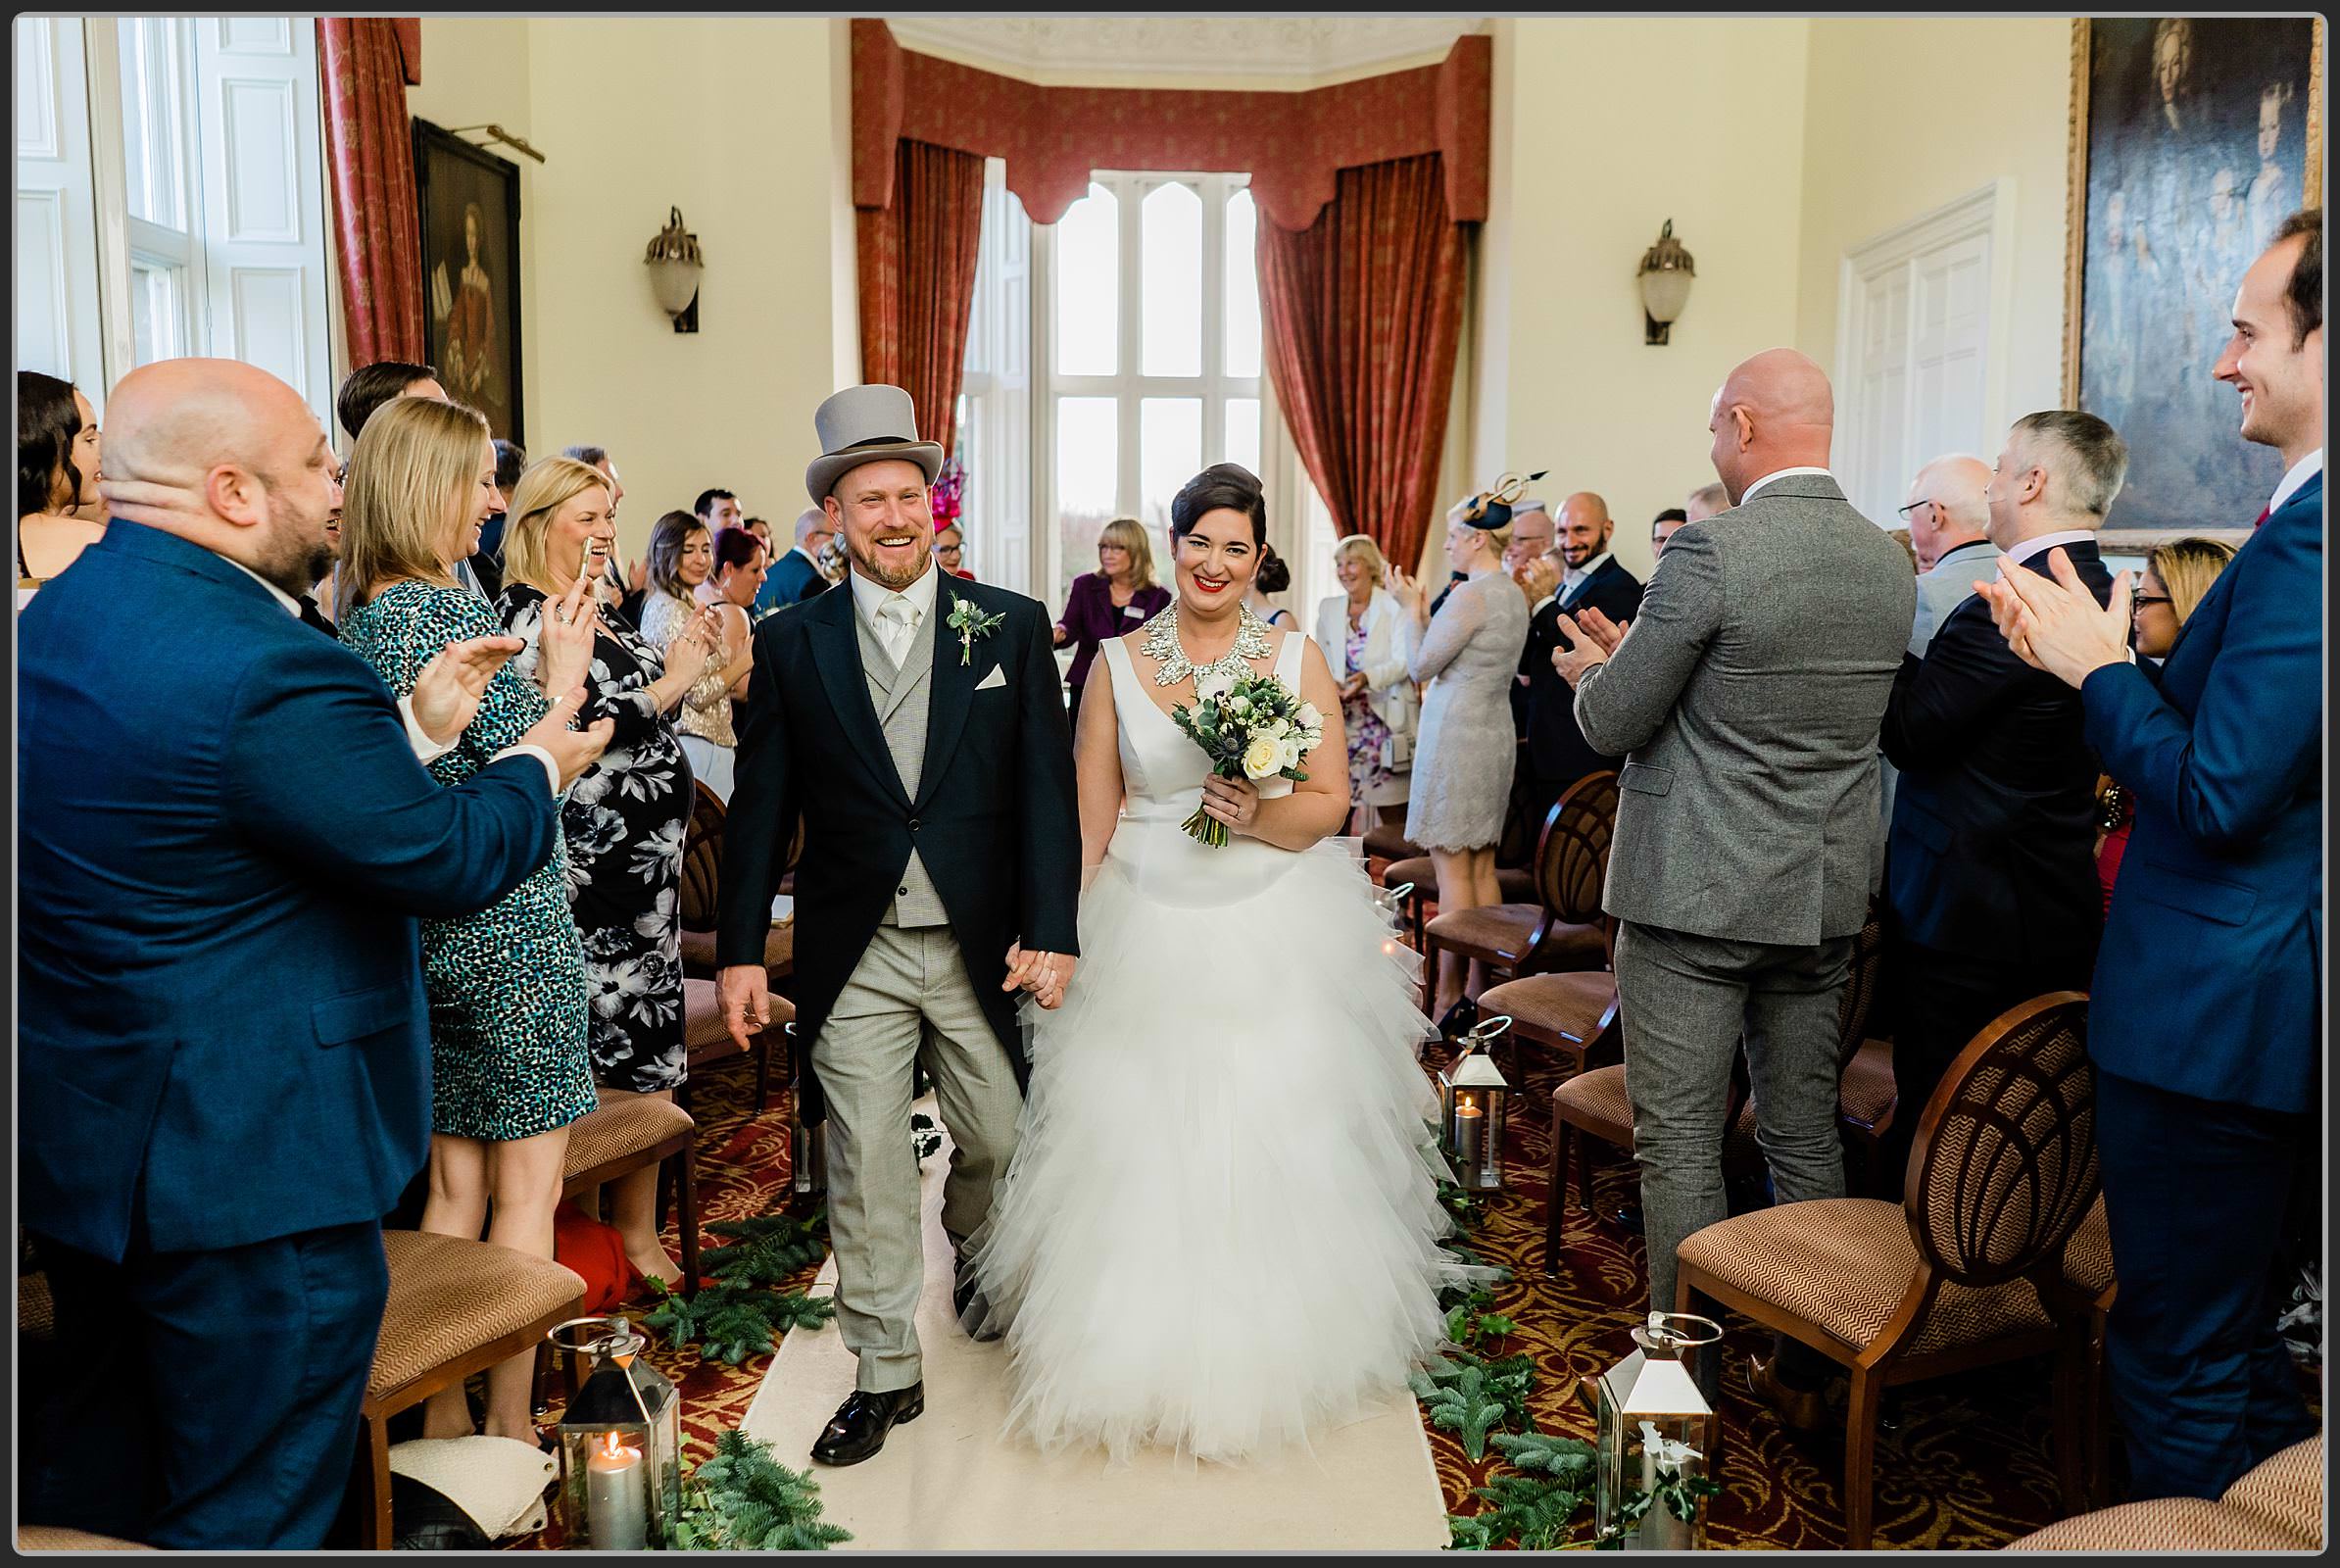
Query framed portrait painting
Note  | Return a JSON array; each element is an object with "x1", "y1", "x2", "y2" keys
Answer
[
  {"x1": 413, "y1": 117, "x2": 525, "y2": 446},
  {"x1": 2063, "y1": 17, "x2": 2322, "y2": 545}
]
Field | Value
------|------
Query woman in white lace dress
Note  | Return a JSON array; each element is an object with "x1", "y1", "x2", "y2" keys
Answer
[
  {"x1": 639, "y1": 511, "x2": 756, "y2": 801},
  {"x1": 1389, "y1": 494, "x2": 1531, "y2": 1028}
]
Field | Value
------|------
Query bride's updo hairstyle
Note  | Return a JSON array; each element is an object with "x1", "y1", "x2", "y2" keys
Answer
[{"x1": 1169, "y1": 462, "x2": 1266, "y2": 547}]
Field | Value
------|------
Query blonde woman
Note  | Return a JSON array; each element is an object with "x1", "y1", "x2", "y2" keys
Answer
[
  {"x1": 1389, "y1": 496, "x2": 1531, "y2": 1030},
  {"x1": 1053, "y1": 516, "x2": 1173, "y2": 724},
  {"x1": 335, "y1": 397, "x2": 601, "y2": 1445},
  {"x1": 1313, "y1": 533, "x2": 1418, "y2": 833},
  {"x1": 499, "y1": 460, "x2": 724, "y2": 1291},
  {"x1": 640, "y1": 510, "x2": 755, "y2": 801},
  {"x1": 2098, "y1": 536, "x2": 2239, "y2": 914}
]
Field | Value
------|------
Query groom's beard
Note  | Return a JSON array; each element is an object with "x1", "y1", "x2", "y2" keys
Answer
[{"x1": 849, "y1": 532, "x2": 933, "y2": 592}]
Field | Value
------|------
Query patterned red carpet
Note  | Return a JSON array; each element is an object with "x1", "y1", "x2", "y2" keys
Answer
[{"x1": 518, "y1": 1041, "x2": 2102, "y2": 1550}]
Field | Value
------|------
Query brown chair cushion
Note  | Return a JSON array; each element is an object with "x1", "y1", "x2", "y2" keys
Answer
[
  {"x1": 563, "y1": 1090, "x2": 695, "y2": 1181},
  {"x1": 370, "y1": 1232, "x2": 584, "y2": 1401},
  {"x1": 16, "y1": 1526, "x2": 153, "y2": 1549},
  {"x1": 2005, "y1": 1496, "x2": 2309, "y2": 1551},
  {"x1": 21, "y1": 1268, "x2": 54, "y2": 1342},
  {"x1": 1480, "y1": 970, "x2": 1614, "y2": 1048},
  {"x1": 682, "y1": 977, "x2": 795, "y2": 1054},
  {"x1": 2221, "y1": 1435, "x2": 2323, "y2": 1544},
  {"x1": 1428, "y1": 906, "x2": 1605, "y2": 970},
  {"x1": 1362, "y1": 821, "x2": 1420, "y2": 862},
  {"x1": 1382, "y1": 855, "x2": 1433, "y2": 894},
  {"x1": 677, "y1": 921, "x2": 794, "y2": 980},
  {"x1": 1555, "y1": 1063, "x2": 1762, "y2": 1164},
  {"x1": 2061, "y1": 1195, "x2": 2115, "y2": 1298},
  {"x1": 1838, "y1": 1039, "x2": 1897, "y2": 1131},
  {"x1": 1676, "y1": 1198, "x2": 2055, "y2": 1357}
]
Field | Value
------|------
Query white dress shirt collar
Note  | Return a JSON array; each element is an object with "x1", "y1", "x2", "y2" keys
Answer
[
  {"x1": 2003, "y1": 528, "x2": 2097, "y2": 567},
  {"x1": 848, "y1": 558, "x2": 940, "y2": 631},
  {"x1": 1739, "y1": 466, "x2": 1833, "y2": 505},
  {"x1": 221, "y1": 555, "x2": 303, "y2": 616},
  {"x1": 2270, "y1": 449, "x2": 2323, "y2": 514},
  {"x1": 1562, "y1": 550, "x2": 1613, "y2": 592}
]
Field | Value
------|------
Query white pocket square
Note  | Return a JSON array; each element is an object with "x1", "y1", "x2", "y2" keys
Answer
[{"x1": 975, "y1": 665, "x2": 1006, "y2": 691}]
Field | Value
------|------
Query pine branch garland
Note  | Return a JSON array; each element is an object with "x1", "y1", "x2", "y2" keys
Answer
[{"x1": 671, "y1": 1429, "x2": 853, "y2": 1550}]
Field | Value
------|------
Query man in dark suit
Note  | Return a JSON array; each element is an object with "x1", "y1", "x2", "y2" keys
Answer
[
  {"x1": 1875, "y1": 411, "x2": 2125, "y2": 1184},
  {"x1": 19, "y1": 359, "x2": 610, "y2": 1548},
  {"x1": 759, "y1": 505, "x2": 839, "y2": 615},
  {"x1": 717, "y1": 385, "x2": 1081, "y2": 1468},
  {"x1": 1521, "y1": 491, "x2": 1644, "y2": 807},
  {"x1": 471, "y1": 437, "x2": 527, "y2": 599},
  {"x1": 1979, "y1": 210, "x2": 2323, "y2": 1502}
]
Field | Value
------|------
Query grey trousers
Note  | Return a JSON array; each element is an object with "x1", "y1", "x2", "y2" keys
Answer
[
  {"x1": 1614, "y1": 919, "x2": 1854, "y2": 1337},
  {"x1": 812, "y1": 924, "x2": 1025, "y2": 1393}
]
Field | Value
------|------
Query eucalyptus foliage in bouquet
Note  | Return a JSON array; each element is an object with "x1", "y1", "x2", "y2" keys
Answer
[{"x1": 1169, "y1": 667, "x2": 1325, "y2": 847}]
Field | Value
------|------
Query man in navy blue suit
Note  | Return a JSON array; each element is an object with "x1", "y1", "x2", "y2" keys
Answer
[
  {"x1": 1980, "y1": 209, "x2": 2323, "y2": 1501},
  {"x1": 20, "y1": 358, "x2": 612, "y2": 1548},
  {"x1": 758, "y1": 504, "x2": 838, "y2": 616}
]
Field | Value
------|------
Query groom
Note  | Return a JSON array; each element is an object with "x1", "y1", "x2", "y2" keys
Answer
[{"x1": 717, "y1": 384, "x2": 1081, "y2": 1467}]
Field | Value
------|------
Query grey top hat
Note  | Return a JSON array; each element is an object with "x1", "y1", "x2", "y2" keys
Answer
[{"x1": 804, "y1": 384, "x2": 945, "y2": 506}]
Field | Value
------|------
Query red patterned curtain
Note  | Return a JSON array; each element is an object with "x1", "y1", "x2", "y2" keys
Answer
[
  {"x1": 855, "y1": 138, "x2": 984, "y2": 457},
  {"x1": 318, "y1": 19, "x2": 426, "y2": 367},
  {"x1": 1257, "y1": 153, "x2": 1467, "y2": 571}
]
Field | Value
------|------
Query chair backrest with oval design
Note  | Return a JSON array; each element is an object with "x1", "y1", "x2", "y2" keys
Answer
[
  {"x1": 1904, "y1": 992, "x2": 2098, "y2": 1290},
  {"x1": 1533, "y1": 770, "x2": 1619, "y2": 927},
  {"x1": 677, "y1": 783, "x2": 727, "y2": 931}
]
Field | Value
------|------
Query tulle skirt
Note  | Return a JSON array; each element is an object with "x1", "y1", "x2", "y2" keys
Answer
[{"x1": 965, "y1": 821, "x2": 1464, "y2": 1465}]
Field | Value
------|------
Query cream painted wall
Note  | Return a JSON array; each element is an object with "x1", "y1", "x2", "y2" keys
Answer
[
  {"x1": 1796, "y1": 18, "x2": 2074, "y2": 447},
  {"x1": 1472, "y1": 18, "x2": 1814, "y2": 583}
]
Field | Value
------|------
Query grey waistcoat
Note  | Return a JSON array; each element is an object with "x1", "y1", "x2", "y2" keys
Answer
[{"x1": 855, "y1": 599, "x2": 950, "y2": 928}]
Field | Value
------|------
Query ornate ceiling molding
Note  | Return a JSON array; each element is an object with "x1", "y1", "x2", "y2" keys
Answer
[{"x1": 883, "y1": 16, "x2": 1482, "y2": 86}]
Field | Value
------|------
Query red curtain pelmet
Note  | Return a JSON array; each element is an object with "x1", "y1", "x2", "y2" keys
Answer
[
  {"x1": 318, "y1": 19, "x2": 426, "y2": 368},
  {"x1": 855, "y1": 138, "x2": 984, "y2": 458},
  {"x1": 1257, "y1": 154, "x2": 1467, "y2": 573}
]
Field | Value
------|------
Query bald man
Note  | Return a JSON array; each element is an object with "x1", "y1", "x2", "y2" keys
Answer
[
  {"x1": 1550, "y1": 349, "x2": 1914, "y2": 1420},
  {"x1": 20, "y1": 359, "x2": 609, "y2": 1548},
  {"x1": 1520, "y1": 491, "x2": 1643, "y2": 805},
  {"x1": 1900, "y1": 455, "x2": 2002, "y2": 654}
]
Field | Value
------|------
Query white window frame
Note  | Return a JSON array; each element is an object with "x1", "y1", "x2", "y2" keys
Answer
[
  {"x1": 1030, "y1": 170, "x2": 1264, "y2": 607},
  {"x1": 61, "y1": 16, "x2": 337, "y2": 430}
]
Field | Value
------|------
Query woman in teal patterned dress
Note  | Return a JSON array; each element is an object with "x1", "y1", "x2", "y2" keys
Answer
[{"x1": 335, "y1": 395, "x2": 601, "y2": 1446}]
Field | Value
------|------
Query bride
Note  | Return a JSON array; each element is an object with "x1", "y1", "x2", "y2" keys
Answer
[{"x1": 965, "y1": 462, "x2": 1461, "y2": 1464}]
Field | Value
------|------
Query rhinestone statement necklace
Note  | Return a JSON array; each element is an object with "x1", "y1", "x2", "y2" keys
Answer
[{"x1": 1140, "y1": 601, "x2": 1273, "y2": 688}]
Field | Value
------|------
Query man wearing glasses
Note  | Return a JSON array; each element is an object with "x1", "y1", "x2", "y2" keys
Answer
[{"x1": 1897, "y1": 455, "x2": 2002, "y2": 655}]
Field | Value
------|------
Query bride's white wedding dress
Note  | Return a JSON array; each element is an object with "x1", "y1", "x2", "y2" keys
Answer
[{"x1": 966, "y1": 629, "x2": 1461, "y2": 1464}]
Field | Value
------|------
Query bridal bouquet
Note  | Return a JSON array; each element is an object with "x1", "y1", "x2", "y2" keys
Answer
[{"x1": 1170, "y1": 668, "x2": 1325, "y2": 847}]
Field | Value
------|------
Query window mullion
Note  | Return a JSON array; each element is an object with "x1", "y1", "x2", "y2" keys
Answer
[
  {"x1": 1117, "y1": 172, "x2": 1143, "y2": 521},
  {"x1": 1201, "y1": 176, "x2": 1226, "y2": 464}
]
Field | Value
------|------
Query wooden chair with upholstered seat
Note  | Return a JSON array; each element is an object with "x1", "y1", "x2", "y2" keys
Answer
[
  {"x1": 1381, "y1": 741, "x2": 1547, "y2": 953},
  {"x1": 2006, "y1": 1434, "x2": 2321, "y2": 1550},
  {"x1": 17, "y1": 1525, "x2": 153, "y2": 1549},
  {"x1": 1543, "y1": 903, "x2": 1888, "y2": 1272},
  {"x1": 2058, "y1": 1194, "x2": 2119, "y2": 1508},
  {"x1": 1474, "y1": 772, "x2": 1622, "y2": 1087},
  {"x1": 1674, "y1": 992, "x2": 2101, "y2": 1548},
  {"x1": 680, "y1": 976, "x2": 791, "y2": 1116},
  {"x1": 1419, "y1": 774, "x2": 1615, "y2": 1017},
  {"x1": 355, "y1": 1232, "x2": 585, "y2": 1549},
  {"x1": 561, "y1": 1088, "x2": 702, "y2": 1296},
  {"x1": 676, "y1": 785, "x2": 799, "y2": 993}
]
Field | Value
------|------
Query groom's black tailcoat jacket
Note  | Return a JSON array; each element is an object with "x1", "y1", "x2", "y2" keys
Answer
[{"x1": 716, "y1": 574, "x2": 1082, "y2": 1122}]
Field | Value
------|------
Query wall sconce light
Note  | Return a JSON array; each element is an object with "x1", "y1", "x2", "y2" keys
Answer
[
  {"x1": 645, "y1": 207, "x2": 703, "y2": 334},
  {"x1": 1635, "y1": 219, "x2": 1695, "y2": 346}
]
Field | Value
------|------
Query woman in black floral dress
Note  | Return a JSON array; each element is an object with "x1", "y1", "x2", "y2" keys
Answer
[{"x1": 498, "y1": 456, "x2": 721, "y2": 1287}]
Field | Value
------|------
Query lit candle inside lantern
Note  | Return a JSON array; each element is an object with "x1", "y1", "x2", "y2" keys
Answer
[
  {"x1": 584, "y1": 1432, "x2": 648, "y2": 1549},
  {"x1": 1454, "y1": 1098, "x2": 1485, "y2": 1173}
]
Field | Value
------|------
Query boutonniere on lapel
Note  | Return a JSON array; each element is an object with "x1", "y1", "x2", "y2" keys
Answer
[{"x1": 944, "y1": 595, "x2": 1005, "y2": 667}]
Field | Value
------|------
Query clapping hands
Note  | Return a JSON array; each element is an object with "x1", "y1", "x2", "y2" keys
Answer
[
  {"x1": 1387, "y1": 567, "x2": 1433, "y2": 626},
  {"x1": 538, "y1": 573, "x2": 601, "y2": 694},
  {"x1": 1515, "y1": 555, "x2": 1562, "y2": 607},
  {"x1": 1972, "y1": 549, "x2": 2134, "y2": 689},
  {"x1": 663, "y1": 605, "x2": 726, "y2": 687},
  {"x1": 1003, "y1": 943, "x2": 1077, "y2": 1010},
  {"x1": 1550, "y1": 605, "x2": 1629, "y2": 689},
  {"x1": 411, "y1": 634, "x2": 526, "y2": 746}
]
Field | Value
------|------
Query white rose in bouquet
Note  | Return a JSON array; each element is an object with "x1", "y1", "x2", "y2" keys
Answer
[
  {"x1": 1275, "y1": 730, "x2": 1309, "y2": 772},
  {"x1": 1295, "y1": 701, "x2": 1324, "y2": 732},
  {"x1": 1195, "y1": 667, "x2": 1237, "y2": 702},
  {"x1": 1242, "y1": 735, "x2": 1284, "y2": 779},
  {"x1": 1227, "y1": 693, "x2": 1253, "y2": 719}
]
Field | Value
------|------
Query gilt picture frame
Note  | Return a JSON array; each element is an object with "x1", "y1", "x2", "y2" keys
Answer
[{"x1": 413, "y1": 117, "x2": 525, "y2": 447}]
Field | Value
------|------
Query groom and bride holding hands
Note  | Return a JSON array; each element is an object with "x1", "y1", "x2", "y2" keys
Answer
[{"x1": 714, "y1": 384, "x2": 1458, "y2": 1469}]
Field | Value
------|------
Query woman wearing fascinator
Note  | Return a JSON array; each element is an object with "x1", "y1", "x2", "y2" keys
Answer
[{"x1": 1386, "y1": 473, "x2": 1536, "y2": 1033}]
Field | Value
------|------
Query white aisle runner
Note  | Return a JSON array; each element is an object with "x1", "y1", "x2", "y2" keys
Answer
[{"x1": 738, "y1": 1102, "x2": 1449, "y2": 1550}]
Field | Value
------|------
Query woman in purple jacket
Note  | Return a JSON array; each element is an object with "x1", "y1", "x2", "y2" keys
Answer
[{"x1": 1053, "y1": 515, "x2": 1172, "y2": 725}]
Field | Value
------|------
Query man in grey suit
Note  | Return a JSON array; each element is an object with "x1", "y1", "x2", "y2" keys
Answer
[
  {"x1": 1553, "y1": 349, "x2": 1915, "y2": 1416},
  {"x1": 1877, "y1": 454, "x2": 2002, "y2": 873}
]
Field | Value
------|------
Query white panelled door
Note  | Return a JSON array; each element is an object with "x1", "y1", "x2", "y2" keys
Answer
[
  {"x1": 192, "y1": 17, "x2": 333, "y2": 427},
  {"x1": 15, "y1": 16, "x2": 108, "y2": 403},
  {"x1": 1835, "y1": 181, "x2": 2012, "y2": 527}
]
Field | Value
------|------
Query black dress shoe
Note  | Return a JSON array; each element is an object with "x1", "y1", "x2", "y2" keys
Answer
[
  {"x1": 1435, "y1": 997, "x2": 1481, "y2": 1039},
  {"x1": 953, "y1": 1259, "x2": 1002, "y2": 1343},
  {"x1": 809, "y1": 1384, "x2": 924, "y2": 1467}
]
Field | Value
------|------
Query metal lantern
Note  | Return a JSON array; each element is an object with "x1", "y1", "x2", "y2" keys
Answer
[
  {"x1": 1437, "y1": 1014, "x2": 1513, "y2": 1192},
  {"x1": 1592, "y1": 1311, "x2": 1724, "y2": 1550},
  {"x1": 550, "y1": 1316, "x2": 682, "y2": 1549},
  {"x1": 1635, "y1": 219, "x2": 1695, "y2": 345}
]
